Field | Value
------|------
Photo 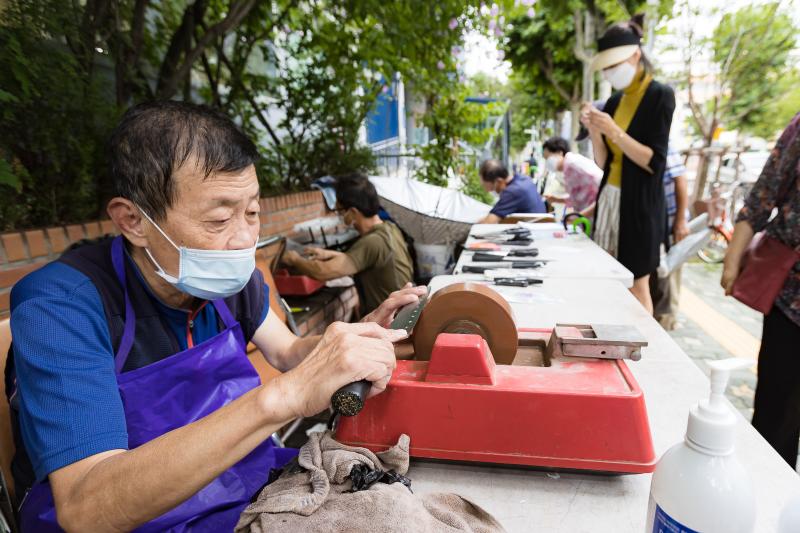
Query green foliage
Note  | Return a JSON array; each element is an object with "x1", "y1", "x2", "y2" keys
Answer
[
  {"x1": 503, "y1": 0, "x2": 673, "y2": 140},
  {"x1": 416, "y1": 82, "x2": 506, "y2": 204},
  {"x1": 710, "y1": 3, "x2": 797, "y2": 139},
  {"x1": 0, "y1": 4, "x2": 119, "y2": 230},
  {"x1": 0, "y1": 0, "x2": 489, "y2": 229}
]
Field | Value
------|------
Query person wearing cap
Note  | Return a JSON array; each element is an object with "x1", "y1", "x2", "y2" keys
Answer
[{"x1": 581, "y1": 13, "x2": 675, "y2": 314}]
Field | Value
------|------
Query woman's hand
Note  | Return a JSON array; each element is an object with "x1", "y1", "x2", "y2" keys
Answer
[
  {"x1": 720, "y1": 261, "x2": 740, "y2": 296},
  {"x1": 584, "y1": 106, "x2": 621, "y2": 138}
]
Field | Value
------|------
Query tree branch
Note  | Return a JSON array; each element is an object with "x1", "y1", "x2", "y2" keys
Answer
[
  {"x1": 157, "y1": 0, "x2": 258, "y2": 99},
  {"x1": 572, "y1": 9, "x2": 592, "y2": 63}
]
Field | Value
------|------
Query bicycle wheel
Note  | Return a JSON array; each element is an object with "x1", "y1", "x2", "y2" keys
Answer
[{"x1": 697, "y1": 228, "x2": 729, "y2": 264}]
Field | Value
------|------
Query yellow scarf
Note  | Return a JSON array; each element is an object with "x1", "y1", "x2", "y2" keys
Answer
[{"x1": 606, "y1": 70, "x2": 652, "y2": 187}]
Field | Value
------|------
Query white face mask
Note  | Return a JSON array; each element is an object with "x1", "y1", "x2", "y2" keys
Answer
[
  {"x1": 139, "y1": 208, "x2": 256, "y2": 300},
  {"x1": 545, "y1": 156, "x2": 560, "y2": 173},
  {"x1": 603, "y1": 61, "x2": 637, "y2": 90}
]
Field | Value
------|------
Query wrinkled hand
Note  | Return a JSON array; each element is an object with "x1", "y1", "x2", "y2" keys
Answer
[
  {"x1": 720, "y1": 262, "x2": 740, "y2": 296},
  {"x1": 362, "y1": 283, "x2": 429, "y2": 328},
  {"x1": 277, "y1": 322, "x2": 405, "y2": 418},
  {"x1": 304, "y1": 247, "x2": 334, "y2": 261},
  {"x1": 281, "y1": 250, "x2": 301, "y2": 266},
  {"x1": 673, "y1": 220, "x2": 690, "y2": 243}
]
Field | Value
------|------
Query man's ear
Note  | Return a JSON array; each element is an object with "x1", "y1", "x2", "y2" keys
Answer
[{"x1": 107, "y1": 197, "x2": 149, "y2": 248}]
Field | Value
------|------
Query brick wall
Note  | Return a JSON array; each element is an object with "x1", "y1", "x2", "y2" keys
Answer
[
  {"x1": 0, "y1": 190, "x2": 331, "y2": 317},
  {"x1": 295, "y1": 287, "x2": 359, "y2": 337}
]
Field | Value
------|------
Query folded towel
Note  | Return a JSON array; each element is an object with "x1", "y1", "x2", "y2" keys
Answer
[{"x1": 235, "y1": 431, "x2": 505, "y2": 533}]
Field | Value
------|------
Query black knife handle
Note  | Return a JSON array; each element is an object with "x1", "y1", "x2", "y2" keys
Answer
[{"x1": 331, "y1": 379, "x2": 371, "y2": 416}]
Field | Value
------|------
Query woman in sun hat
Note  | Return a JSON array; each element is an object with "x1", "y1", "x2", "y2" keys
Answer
[{"x1": 581, "y1": 13, "x2": 675, "y2": 314}]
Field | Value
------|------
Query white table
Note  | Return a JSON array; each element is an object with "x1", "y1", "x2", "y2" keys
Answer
[
  {"x1": 406, "y1": 277, "x2": 800, "y2": 532},
  {"x1": 457, "y1": 223, "x2": 634, "y2": 288}
]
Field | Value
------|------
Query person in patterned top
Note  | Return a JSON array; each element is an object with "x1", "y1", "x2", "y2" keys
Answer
[
  {"x1": 722, "y1": 112, "x2": 800, "y2": 468},
  {"x1": 541, "y1": 136, "x2": 602, "y2": 213}
]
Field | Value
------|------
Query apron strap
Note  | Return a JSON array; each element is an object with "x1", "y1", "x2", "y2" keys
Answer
[
  {"x1": 111, "y1": 236, "x2": 137, "y2": 373},
  {"x1": 211, "y1": 298, "x2": 238, "y2": 330}
]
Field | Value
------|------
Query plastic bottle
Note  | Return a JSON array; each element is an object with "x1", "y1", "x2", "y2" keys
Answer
[{"x1": 645, "y1": 359, "x2": 756, "y2": 532}]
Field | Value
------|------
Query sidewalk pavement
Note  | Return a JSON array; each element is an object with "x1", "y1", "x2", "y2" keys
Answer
[{"x1": 666, "y1": 261, "x2": 761, "y2": 421}]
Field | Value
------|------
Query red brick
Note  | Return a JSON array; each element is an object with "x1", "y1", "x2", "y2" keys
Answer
[
  {"x1": 24, "y1": 230, "x2": 48, "y2": 258},
  {"x1": 0, "y1": 291, "x2": 9, "y2": 317},
  {"x1": 99, "y1": 220, "x2": 117, "y2": 235},
  {"x1": 65, "y1": 224, "x2": 85, "y2": 243},
  {"x1": 0, "y1": 261, "x2": 47, "y2": 288},
  {"x1": 84, "y1": 221, "x2": 101, "y2": 239},
  {"x1": 46, "y1": 227, "x2": 69, "y2": 253},
  {"x1": 1, "y1": 233, "x2": 27, "y2": 262}
]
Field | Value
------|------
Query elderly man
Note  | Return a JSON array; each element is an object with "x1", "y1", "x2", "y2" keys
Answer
[
  {"x1": 282, "y1": 174, "x2": 414, "y2": 315},
  {"x1": 478, "y1": 159, "x2": 546, "y2": 223},
  {"x1": 8, "y1": 101, "x2": 425, "y2": 532}
]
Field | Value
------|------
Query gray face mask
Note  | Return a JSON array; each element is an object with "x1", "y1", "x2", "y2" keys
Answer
[{"x1": 140, "y1": 208, "x2": 256, "y2": 300}]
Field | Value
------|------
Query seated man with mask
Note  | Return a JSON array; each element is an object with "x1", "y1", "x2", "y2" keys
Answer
[
  {"x1": 8, "y1": 101, "x2": 425, "y2": 532},
  {"x1": 282, "y1": 174, "x2": 414, "y2": 315},
  {"x1": 478, "y1": 159, "x2": 546, "y2": 223}
]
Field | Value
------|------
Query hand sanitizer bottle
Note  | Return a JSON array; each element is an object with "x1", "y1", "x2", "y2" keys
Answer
[{"x1": 645, "y1": 359, "x2": 756, "y2": 532}]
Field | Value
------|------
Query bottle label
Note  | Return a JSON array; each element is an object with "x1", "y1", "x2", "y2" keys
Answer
[{"x1": 649, "y1": 502, "x2": 700, "y2": 533}]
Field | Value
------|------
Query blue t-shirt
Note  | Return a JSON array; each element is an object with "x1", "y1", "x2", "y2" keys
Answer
[
  {"x1": 9, "y1": 257, "x2": 269, "y2": 482},
  {"x1": 490, "y1": 174, "x2": 547, "y2": 218}
]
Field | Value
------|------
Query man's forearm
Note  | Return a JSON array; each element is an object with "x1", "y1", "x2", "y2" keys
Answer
[
  {"x1": 283, "y1": 335, "x2": 321, "y2": 368},
  {"x1": 53, "y1": 383, "x2": 294, "y2": 532},
  {"x1": 675, "y1": 175, "x2": 689, "y2": 218}
]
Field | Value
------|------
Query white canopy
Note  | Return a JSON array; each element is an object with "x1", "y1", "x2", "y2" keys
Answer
[{"x1": 369, "y1": 176, "x2": 491, "y2": 245}]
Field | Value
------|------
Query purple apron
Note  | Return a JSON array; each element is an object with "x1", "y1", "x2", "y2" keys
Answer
[{"x1": 19, "y1": 236, "x2": 296, "y2": 531}]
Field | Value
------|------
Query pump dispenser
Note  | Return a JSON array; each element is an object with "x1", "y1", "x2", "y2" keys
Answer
[{"x1": 645, "y1": 359, "x2": 756, "y2": 532}]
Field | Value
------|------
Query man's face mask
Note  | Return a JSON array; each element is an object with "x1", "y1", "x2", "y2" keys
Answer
[
  {"x1": 545, "y1": 156, "x2": 560, "y2": 173},
  {"x1": 139, "y1": 208, "x2": 256, "y2": 300}
]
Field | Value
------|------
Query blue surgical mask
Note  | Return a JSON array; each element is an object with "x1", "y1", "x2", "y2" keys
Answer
[{"x1": 139, "y1": 208, "x2": 256, "y2": 300}]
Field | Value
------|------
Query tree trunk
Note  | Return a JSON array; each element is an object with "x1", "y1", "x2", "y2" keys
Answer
[
  {"x1": 691, "y1": 133, "x2": 715, "y2": 205},
  {"x1": 554, "y1": 111, "x2": 564, "y2": 137},
  {"x1": 569, "y1": 101, "x2": 581, "y2": 152}
]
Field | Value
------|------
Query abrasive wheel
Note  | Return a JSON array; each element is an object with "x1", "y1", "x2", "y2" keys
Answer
[{"x1": 412, "y1": 282, "x2": 518, "y2": 364}]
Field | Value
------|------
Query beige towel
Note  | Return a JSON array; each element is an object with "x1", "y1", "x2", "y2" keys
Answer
[{"x1": 235, "y1": 431, "x2": 506, "y2": 533}]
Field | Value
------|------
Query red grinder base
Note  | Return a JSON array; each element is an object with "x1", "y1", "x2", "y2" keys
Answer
[{"x1": 335, "y1": 330, "x2": 656, "y2": 474}]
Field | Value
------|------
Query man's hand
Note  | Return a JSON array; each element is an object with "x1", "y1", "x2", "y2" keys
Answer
[
  {"x1": 361, "y1": 283, "x2": 428, "y2": 328},
  {"x1": 282, "y1": 250, "x2": 301, "y2": 266},
  {"x1": 673, "y1": 219, "x2": 690, "y2": 243},
  {"x1": 275, "y1": 322, "x2": 405, "y2": 418},
  {"x1": 304, "y1": 247, "x2": 335, "y2": 261}
]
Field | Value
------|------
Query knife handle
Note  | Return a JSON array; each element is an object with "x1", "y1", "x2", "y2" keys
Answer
[{"x1": 331, "y1": 379, "x2": 371, "y2": 416}]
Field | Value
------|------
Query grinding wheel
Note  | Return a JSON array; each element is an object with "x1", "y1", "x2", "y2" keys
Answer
[{"x1": 413, "y1": 282, "x2": 518, "y2": 364}]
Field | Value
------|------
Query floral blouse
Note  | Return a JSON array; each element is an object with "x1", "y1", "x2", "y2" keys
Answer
[{"x1": 737, "y1": 112, "x2": 800, "y2": 325}]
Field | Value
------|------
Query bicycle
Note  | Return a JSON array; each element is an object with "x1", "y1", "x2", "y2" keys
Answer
[{"x1": 696, "y1": 181, "x2": 733, "y2": 264}]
